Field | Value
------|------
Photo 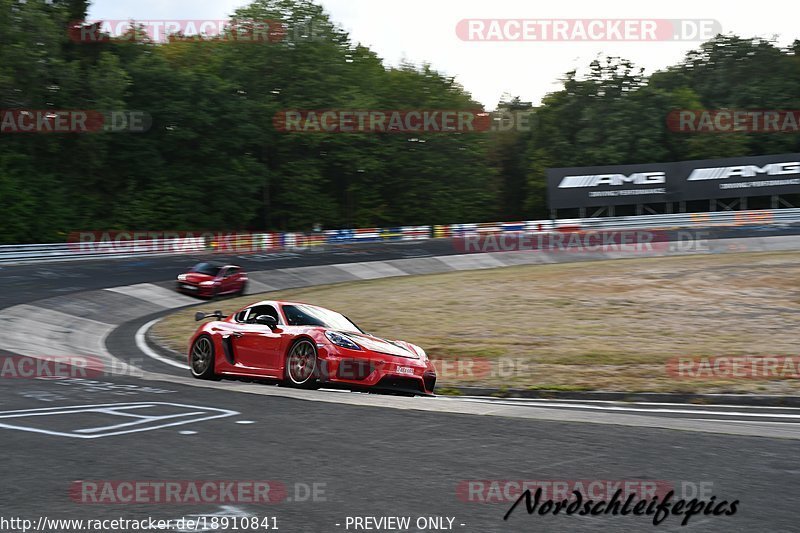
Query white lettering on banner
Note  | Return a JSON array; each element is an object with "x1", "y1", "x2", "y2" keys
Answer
[
  {"x1": 688, "y1": 162, "x2": 800, "y2": 181},
  {"x1": 558, "y1": 172, "x2": 666, "y2": 188}
]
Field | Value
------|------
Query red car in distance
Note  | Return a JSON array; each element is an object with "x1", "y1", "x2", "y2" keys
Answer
[
  {"x1": 176, "y1": 262, "x2": 248, "y2": 298},
  {"x1": 189, "y1": 300, "x2": 437, "y2": 396}
]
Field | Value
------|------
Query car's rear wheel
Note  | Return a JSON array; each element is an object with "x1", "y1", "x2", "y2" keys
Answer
[
  {"x1": 190, "y1": 335, "x2": 218, "y2": 380},
  {"x1": 284, "y1": 339, "x2": 320, "y2": 389}
]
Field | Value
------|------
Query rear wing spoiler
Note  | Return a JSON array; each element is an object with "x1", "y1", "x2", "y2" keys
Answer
[{"x1": 195, "y1": 310, "x2": 226, "y2": 321}]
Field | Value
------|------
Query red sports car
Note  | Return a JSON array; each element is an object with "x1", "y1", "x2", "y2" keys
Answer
[
  {"x1": 188, "y1": 300, "x2": 437, "y2": 396},
  {"x1": 176, "y1": 262, "x2": 248, "y2": 298}
]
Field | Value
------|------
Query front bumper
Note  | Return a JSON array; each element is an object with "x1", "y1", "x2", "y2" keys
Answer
[
  {"x1": 176, "y1": 281, "x2": 215, "y2": 297},
  {"x1": 317, "y1": 345, "x2": 437, "y2": 395}
]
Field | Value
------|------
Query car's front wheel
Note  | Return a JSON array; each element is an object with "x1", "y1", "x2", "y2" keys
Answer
[
  {"x1": 190, "y1": 335, "x2": 219, "y2": 380},
  {"x1": 284, "y1": 339, "x2": 320, "y2": 389}
]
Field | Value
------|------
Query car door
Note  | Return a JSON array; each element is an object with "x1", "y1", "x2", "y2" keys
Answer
[
  {"x1": 225, "y1": 267, "x2": 242, "y2": 293},
  {"x1": 217, "y1": 267, "x2": 233, "y2": 294},
  {"x1": 231, "y1": 305, "x2": 285, "y2": 374}
]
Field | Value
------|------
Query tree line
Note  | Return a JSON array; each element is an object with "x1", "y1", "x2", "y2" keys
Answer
[{"x1": 1, "y1": 0, "x2": 799, "y2": 243}]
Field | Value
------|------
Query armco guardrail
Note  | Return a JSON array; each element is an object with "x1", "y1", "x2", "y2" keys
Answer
[
  {"x1": 553, "y1": 208, "x2": 800, "y2": 231},
  {"x1": 0, "y1": 227, "x2": 433, "y2": 264},
  {"x1": 435, "y1": 209, "x2": 800, "y2": 237},
  {"x1": 2, "y1": 209, "x2": 800, "y2": 264}
]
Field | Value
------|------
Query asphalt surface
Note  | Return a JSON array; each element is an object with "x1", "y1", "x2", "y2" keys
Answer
[
  {"x1": 2, "y1": 233, "x2": 800, "y2": 532},
  {"x1": 0, "y1": 368, "x2": 796, "y2": 532}
]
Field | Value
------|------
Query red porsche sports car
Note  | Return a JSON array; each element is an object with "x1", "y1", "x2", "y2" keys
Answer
[
  {"x1": 188, "y1": 300, "x2": 437, "y2": 396},
  {"x1": 176, "y1": 262, "x2": 248, "y2": 298}
]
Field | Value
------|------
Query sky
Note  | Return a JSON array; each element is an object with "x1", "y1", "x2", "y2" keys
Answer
[{"x1": 87, "y1": 0, "x2": 798, "y2": 110}]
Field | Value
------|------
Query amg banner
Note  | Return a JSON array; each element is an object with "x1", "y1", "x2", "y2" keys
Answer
[
  {"x1": 678, "y1": 153, "x2": 800, "y2": 201},
  {"x1": 547, "y1": 153, "x2": 800, "y2": 209},
  {"x1": 547, "y1": 162, "x2": 671, "y2": 208}
]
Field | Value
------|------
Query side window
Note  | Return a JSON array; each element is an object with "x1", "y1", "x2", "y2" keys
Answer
[
  {"x1": 234, "y1": 308, "x2": 249, "y2": 323},
  {"x1": 226, "y1": 267, "x2": 239, "y2": 278},
  {"x1": 282, "y1": 305, "x2": 325, "y2": 327},
  {"x1": 245, "y1": 305, "x2": 280, "y2": 324}
]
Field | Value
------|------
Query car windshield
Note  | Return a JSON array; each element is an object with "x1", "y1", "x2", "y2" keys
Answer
[
  {"x1": 190, "y1": 263, "x2": 222, "y2": 277},
  {"x1": 282, "y1": 304, "x2": 362, "y2": 333}
]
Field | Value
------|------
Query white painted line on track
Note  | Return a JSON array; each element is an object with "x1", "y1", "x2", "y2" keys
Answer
[
  {"x1": 457, "y1": 396, "x2": 800, "y2": 410},
  {"x1": 688, "y1": 418, "x2": 800, "y2": 425},
  {"x1": 453, "y1": 398, "x2": 800, "y2": 419},
  {"x1": 0, "y1": 402, "x2": 238, "y2": 439},
  {"x1": 136, "y1": 318, "x2": 190, "y2": 370}
]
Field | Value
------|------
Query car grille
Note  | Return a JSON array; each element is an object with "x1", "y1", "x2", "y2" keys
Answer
[{"x1": 375, "y1": 376, "x2": 426, "y2": 394}]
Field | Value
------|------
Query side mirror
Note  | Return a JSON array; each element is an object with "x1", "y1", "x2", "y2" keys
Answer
[{"x1": 255, "y1": 315, "x2": 278, "y2": 329}]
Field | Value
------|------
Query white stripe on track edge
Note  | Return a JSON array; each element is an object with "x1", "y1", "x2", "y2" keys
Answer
[
  {"x1": 135, "y1": 318, "x2": 190, "y2": 370},
  {"x1": 688, "y1": 418, "x2": 800, "y2": 425},
  {"x1": 457, "y1": 396, "x2": 800, "y2": 410},
  {"x1": 452, "y1": 398, "x2": 800, "y2": 419}
]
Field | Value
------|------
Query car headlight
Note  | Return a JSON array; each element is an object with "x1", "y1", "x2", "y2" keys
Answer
[
  {"x1": 200, "y1": 281, "x2": 217, "y2": 287},
  {"x1": 177, "y1": 274, "x2": 187, "y2": 281},
  {"x1": 325, "y1": 331, "x2": 361, "y2": 351}
]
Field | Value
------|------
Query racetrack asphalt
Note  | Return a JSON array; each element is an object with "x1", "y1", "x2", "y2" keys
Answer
[
  {"x1": 1, "y1": 236, "x2": 799, "y2": 532},
  {"x1": 1, "y1": 370, "x2": 797, "y2": 532}
]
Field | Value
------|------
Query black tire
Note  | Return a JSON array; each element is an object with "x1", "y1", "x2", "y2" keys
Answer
[
  {"x1": 237, "y1": 282, "x2": 247, "y2": 296},
  {"x1": 283, "y1": 338, "x2": 320, "y2": 389},
  {"x1": 190, "y1": 334, "x2": 219, "y2": 380}
]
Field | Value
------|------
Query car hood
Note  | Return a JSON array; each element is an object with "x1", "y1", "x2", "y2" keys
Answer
[{"x1": 344, "y1": 332, "x2": 419, "y2": 359}]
